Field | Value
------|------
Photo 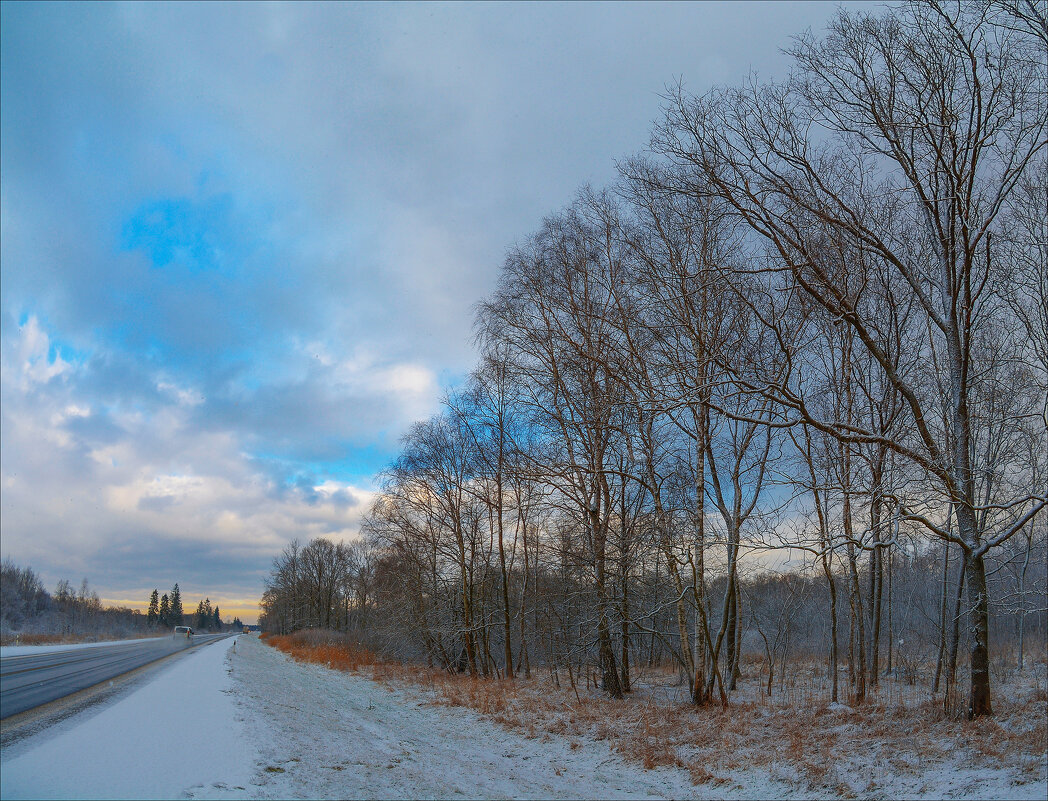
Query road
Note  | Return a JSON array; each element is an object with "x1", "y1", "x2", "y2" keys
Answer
[{"x1": 0, "y1": 633, "x2": 232, "y2": 719}]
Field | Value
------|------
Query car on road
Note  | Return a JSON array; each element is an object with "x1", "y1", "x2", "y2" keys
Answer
[{"x1": 172, "y1": 625, "x2": 194, "y2": 640}]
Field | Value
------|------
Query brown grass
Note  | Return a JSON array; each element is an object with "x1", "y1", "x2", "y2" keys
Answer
[
  {"x1": 263, "y1": 630, "x2": 382, "y2": 671},
  {"x1": 261, "y1": 633, "x2": 1048, "y2": 794},
  {"x1": 0, "y1": 632, "x2": 169, "y2": 646}
]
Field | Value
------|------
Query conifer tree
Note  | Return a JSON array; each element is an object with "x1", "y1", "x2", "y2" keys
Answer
[
  {"x1": 170, "y1": 584, "x2": 183, "y2": 626},
  {"x1": 159, "y1": 593, "x2": 170, "y2": 628},
  {"x1": 147, "y1": 589, "x2": 159, "y2": 629},
  {"x1": 213, "y1": 606, "x2": 221, "y2": 630},
  {"x1": 195, "y1": 600, "x2": 207, "y2": 630}
]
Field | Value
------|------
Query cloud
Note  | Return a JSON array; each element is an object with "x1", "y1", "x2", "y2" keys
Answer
[
  {"x1": 7, "y1": 316, "x2": 71, "y2": 390},
  {"x1": 0, "y1": 316, "x2": 376, "y2": 620},
  {"x1": 1, "y1": 1, "x2": 870, "y2": 619}
]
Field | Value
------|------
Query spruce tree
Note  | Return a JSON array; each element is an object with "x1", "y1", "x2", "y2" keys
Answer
[
  {"x1": 147, "y1": 589, "x2": 159, "y2": 629},
  {"x1": 195, "y1": 600, "x2": 207, "y2": 630},
  {"x1": 213, "y1": 606, "x2": 221, "y2": 630},
  {"x1": 170, "y1": 584, "x2": 183, "y2": 626},
  {"x1": 159, "y1": 593, "x2": 170, "y2": 628}
]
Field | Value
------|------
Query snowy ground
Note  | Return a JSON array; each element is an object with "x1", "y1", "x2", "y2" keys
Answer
[
  {"x1": 0, "y1": 635, "x2": 167, "y2": 658},
  {"x1": 2, "y1": 635, "x2": 1044, "y2": 800},
  {"x1": 1, "y1": 637, "x2": 253, "y2": 800},
  {"x1": 232, "y1": 635, "x2": 707, "y2": 800}
]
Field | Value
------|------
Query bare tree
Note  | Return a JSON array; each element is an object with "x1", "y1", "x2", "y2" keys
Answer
[{"x1": 654, "y1": 0, "x2": 1047, "y2": 716}]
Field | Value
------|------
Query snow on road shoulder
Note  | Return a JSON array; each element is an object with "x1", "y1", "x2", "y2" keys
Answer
[
  {"x1": 0, "y1": 635, "x2": 169, "y2": 658},
  {"x1": 0, "y1": 637, "x2": 254, "y2": 800},
  {"x1": 231, "y1": 635, "x2": 721, "y2": 800}
]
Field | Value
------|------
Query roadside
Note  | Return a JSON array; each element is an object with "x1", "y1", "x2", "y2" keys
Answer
[
  {"x1": 1, "y1": 634, "x2": 172, "y2": 658},
  {"x1": 230, "y1": 633, "x2": 711, "y2": 800},
  {"x1": 0, "y1": 632, "x2": 173, "y2": 650},
  {"x1": 0, "y1": 637, "x2": 254, "y2": 800},
  {"x1": 2, "y1": 630, "x2": 1042, "y2": 800},
  {"x1": 258, "y1": 631, "x2": 1048, "y2": 801}
]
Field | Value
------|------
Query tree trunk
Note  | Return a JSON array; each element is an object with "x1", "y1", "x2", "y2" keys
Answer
[
  {"x1": 691, "y1": 408, "x2": 712, "y2": 706},
  {"x1": 496, "y1": 471, "x2": 514, "y2": 680},
  {"x1": 868, "y1": 497, "x2": 883, "y2": 686},
  {"x1": 519, "y1": 510, "x2": 532, "y2": 679},
  {"x1": 821, "y1": 548, "x2": 839, "y2": 703},
  {"x1": 886, "y1": 548, "x2": 893, "y2": 678},
  {"x1": 455, "y1": 519, "x2": 478, "y2": 677},
  {"x1": 965, "y1": 553, "x2": 992, "y2": 718},
  {"x1": 591, "y1": 506, "x2": 623, "y2": 699},
  {"x1": 732, "y1": 579, "x2": 743, "y2": 689},
  {"x1": 844, "y1": 524, "x2": 866, "y2": 703},
  {"x1": 726, "y1": 572, "x2": 738, "y2": 692},
  {"x1": 945, "y1": 550, "x2": 967, "y2": 709}
]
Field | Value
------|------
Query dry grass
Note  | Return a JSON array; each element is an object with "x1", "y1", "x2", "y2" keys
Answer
[
  {"x1": 0, "y1": 631, "x2": 169, "y2": 646},
  {"x1": 262, "y1": 633, "x2": 1048, "y2": 793},
  {"x1": 1, "y1": 633, "x2": 81, "y2": 646},
  {"x1": 263, "y1": 630, "x2": 383, "y2": 671}
]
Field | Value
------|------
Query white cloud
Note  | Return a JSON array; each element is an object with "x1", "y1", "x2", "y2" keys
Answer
[
  {"x1": 0, "y1": 317, "x2": 374, "y2": 611},
  {"x1": 157, "y1": 379, "x2": 204, "y2": 407},
  {"x1": 1, "y1": 1, "x2": 875, "y2": 621},
  {"x1": 7, "y1": 316, "x2": 71, "y2": 390}
]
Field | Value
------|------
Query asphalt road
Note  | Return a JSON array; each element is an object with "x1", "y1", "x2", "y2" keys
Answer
[{"x1": 0, "y1": 633, "x2": 233, "y2": 719}]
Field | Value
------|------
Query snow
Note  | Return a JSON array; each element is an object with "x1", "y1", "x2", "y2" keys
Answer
[
  {"x1": 231, "y1": 635, "x2": 707, "y2": 800},
  {"x1": 1, "y1": 637, "x2": 254, "y2": 800},
  {"x1": 0, "y1": 635, "x2": 168, "y2": 658},
  {"x1": 2, "y1": 634, "x2": 1044, "y2": 800}
]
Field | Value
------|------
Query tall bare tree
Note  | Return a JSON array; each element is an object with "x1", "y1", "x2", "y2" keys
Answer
[{"x1": 655, "y1": 0, "x2": 1047, "y2": 716}]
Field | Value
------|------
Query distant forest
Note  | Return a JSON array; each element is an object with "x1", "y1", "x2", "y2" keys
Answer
[
  {"x1": 0, "y1": 558, "x2": 236, "y2": 643},
  {"x1": 262, "y1": 0, "x2": 1047, "y2": 721}
]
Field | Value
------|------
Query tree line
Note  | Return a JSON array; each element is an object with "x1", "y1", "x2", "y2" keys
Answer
[
  {"x1": 145, "y1": 585, "x2": 226, "y2": 631},
  {"x1": 261, "y1": 1, "x2": 1047, "y2": 719},
  {"x1": 1, "y1": 560, "x2": 237, "y2": 640},
  {"x1": 1, "y1": 559, "x2": 151, "y2": 641}
]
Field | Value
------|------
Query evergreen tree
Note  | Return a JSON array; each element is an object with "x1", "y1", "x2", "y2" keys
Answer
[
  {"x1": 213, "y1": 606, "x2": 221, "y2": 630},
  {"x1": 147, "y1": 589, "x2": 159, "y2": 629},
  {"x1": 170, "y1": 583, "x2": 183, "y2": 626},
  {"x1": 159, "y1": 593, "x2": 170, "y2": 628},
  {"x1": 232, "y1": 616, "x2": 243, "y2": 630},
  {"x1": 195, "y1": 599, "x2": 212, "y2": 630}
]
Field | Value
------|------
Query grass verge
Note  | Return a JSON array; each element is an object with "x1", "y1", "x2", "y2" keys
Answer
[{"x1": 261, "y1": 630, "x2": 1047, "y2": 795}]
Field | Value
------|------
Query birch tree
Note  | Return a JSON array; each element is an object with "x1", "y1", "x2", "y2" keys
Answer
[{"x1": 654, "y1": 0, "x2": 1047, "y2": 716}]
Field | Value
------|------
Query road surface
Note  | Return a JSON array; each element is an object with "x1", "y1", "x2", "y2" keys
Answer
[{"x1": 0, "y1": 633, "x2": 232, "y2": 718}]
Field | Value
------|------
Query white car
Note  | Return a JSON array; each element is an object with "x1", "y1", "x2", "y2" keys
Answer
[{"x1": 172, "y1": 625, "x2": 194, "y2": 640}]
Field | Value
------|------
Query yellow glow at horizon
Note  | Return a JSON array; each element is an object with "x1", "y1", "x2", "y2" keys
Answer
[{"x1": 102, "y1": 597, "x2": 261, "y2": 626}]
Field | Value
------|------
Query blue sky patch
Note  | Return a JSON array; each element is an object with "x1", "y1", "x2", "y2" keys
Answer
[{"x1": 121, "y1": 194, "x2": 237, "y2": 273}]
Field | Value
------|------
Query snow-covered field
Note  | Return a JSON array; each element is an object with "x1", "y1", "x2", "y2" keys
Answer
[{"x1": 2, "y1": 634, "x2": 1045, "y2": 800}]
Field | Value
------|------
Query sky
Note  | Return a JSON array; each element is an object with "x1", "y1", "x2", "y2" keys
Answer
[{"x1": 1, "y1": 1, "x2": 877, "y2": 623}]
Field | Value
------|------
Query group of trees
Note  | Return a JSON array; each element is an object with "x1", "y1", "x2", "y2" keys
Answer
[
  {"x1": 262, "y1": 1, "x2": 1046, "y2": 719},
  {"x1": 193, "y1": 598, "x2": 223, "y2": 631},
  {"x1": 1, "y1": 559, "x2": 149, "y2": 640},
  {"x1": 146, "y1": 584, "x2": 184, "y2": 629},
  {"x1": 260, "y1": 537, "x2": 371, "y2": 635},
  {"x1": 0, "y1": 562, "x2": 236, "y2": 639},
  {"x1": 146, "y1": 586, "x2": 229, "y2": 631}
]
